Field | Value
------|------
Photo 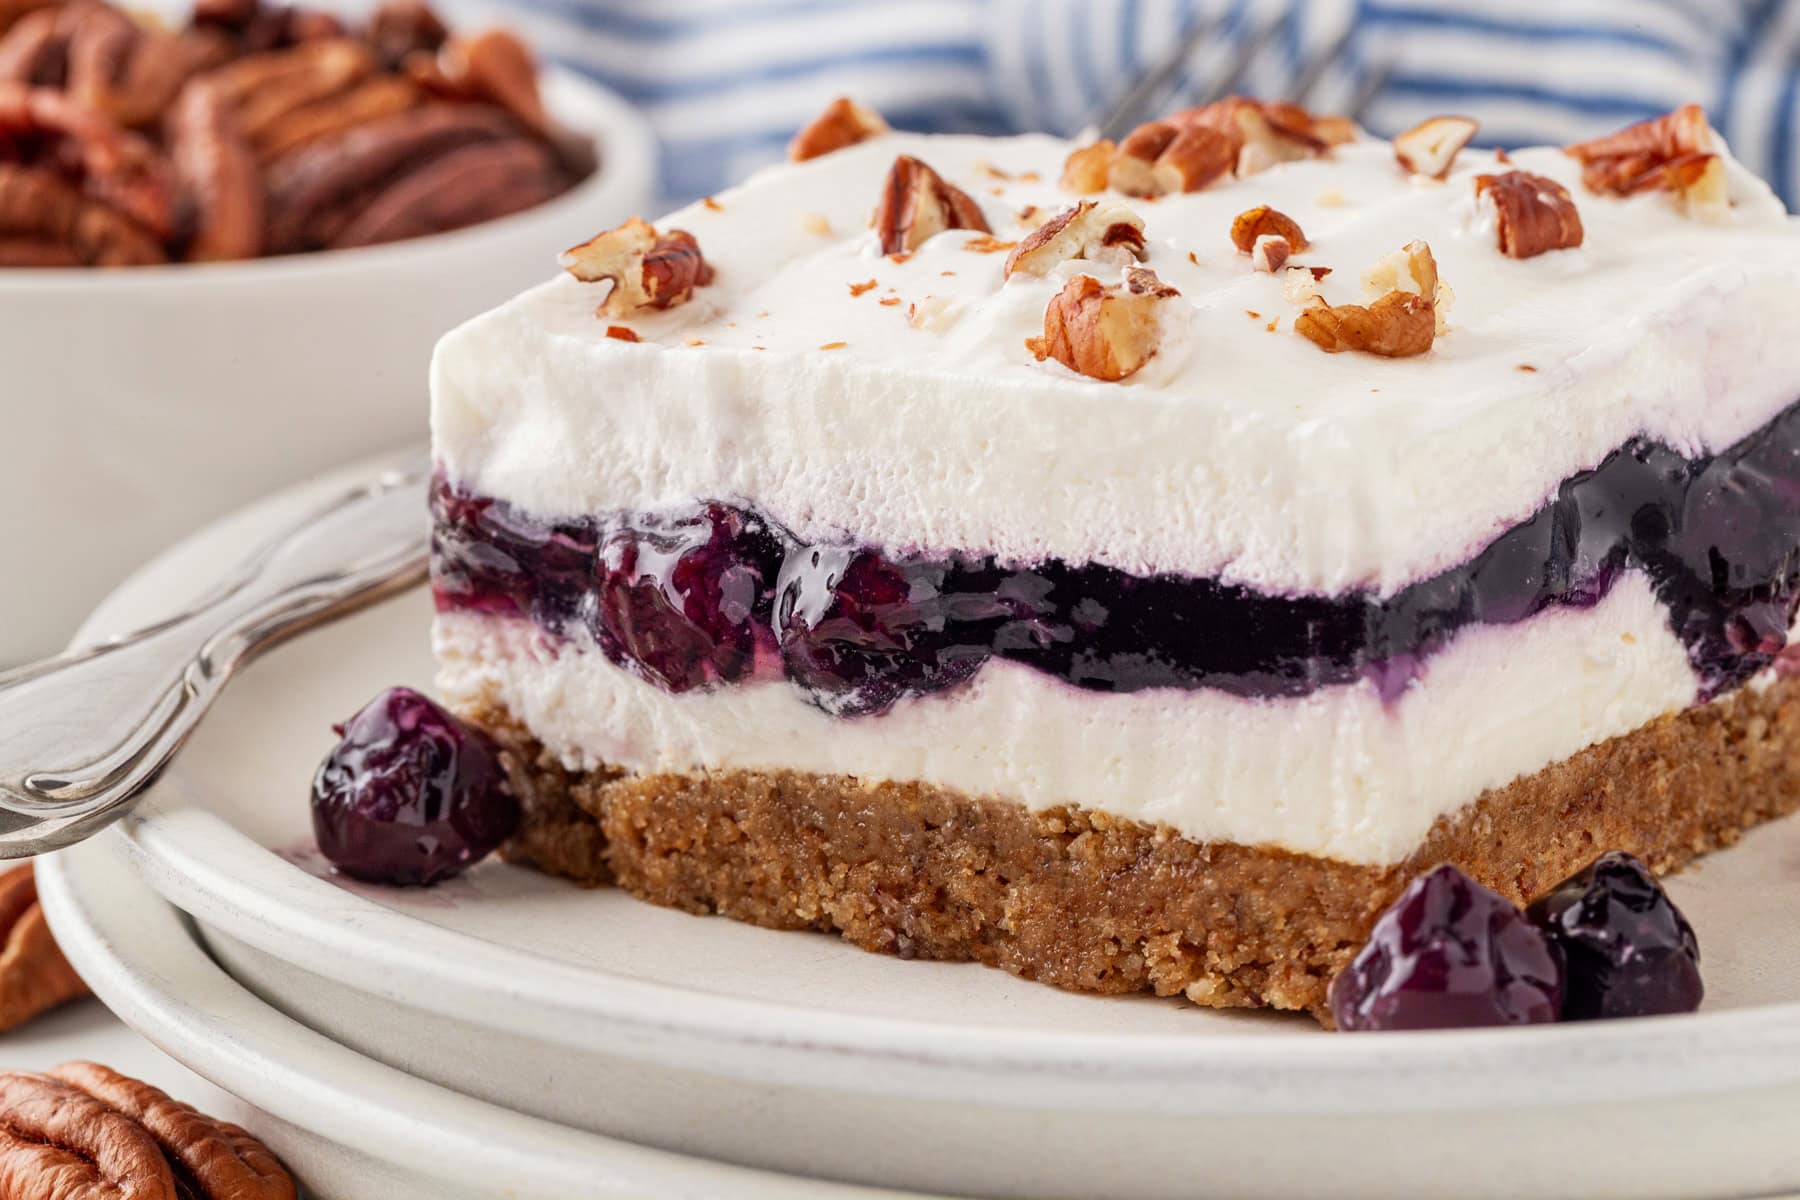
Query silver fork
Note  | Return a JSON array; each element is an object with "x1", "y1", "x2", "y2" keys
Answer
[
  {"x1": 0, "y1": 453, "x2": 430, "y2": 856},
  {"x1": 1089, "y1": 4, "x2": 1393, "y2": 141}
]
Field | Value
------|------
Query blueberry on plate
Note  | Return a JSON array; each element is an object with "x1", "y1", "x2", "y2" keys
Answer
[
  {"x1": 311, "y1": 687, "x2": 519, "y2": 886},
  {"x1": 1525, "y1": 851, "x2": 1703, "y2": 1021},
  {"x1": 1330, "y1": 864, "x2": 1564, "y2": 1032}
]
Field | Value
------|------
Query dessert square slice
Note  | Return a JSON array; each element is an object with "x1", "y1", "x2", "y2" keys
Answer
[{"x1": 429, "y1": 99, "x2": 1800, "y2": 1021}]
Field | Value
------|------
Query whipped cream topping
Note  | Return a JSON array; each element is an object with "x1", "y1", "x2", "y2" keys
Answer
[
  {"x1": 436, "y1": 572, "x2": 1709, "y2": 865},
  {"x1": 433, "y1": 125, "x2": 1800, "y2": 595}
]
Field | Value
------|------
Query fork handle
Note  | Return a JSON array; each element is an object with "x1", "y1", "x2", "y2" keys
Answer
[{"x1": 0, "y1": 456, "x2": 431, "y2": 857}]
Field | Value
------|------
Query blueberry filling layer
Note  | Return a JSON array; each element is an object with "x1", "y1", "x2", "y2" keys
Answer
[{"x1": 432, "y1": 399, "x2": 1800, "y2": 717}]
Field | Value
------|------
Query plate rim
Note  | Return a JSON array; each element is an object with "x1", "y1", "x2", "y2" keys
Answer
[
  {"x1": 35, "y1": 835, "x2": 934, "y2": 1200},
  {"x1": 88, "y1": 458, "x2": 1800, "y2": 1119}
]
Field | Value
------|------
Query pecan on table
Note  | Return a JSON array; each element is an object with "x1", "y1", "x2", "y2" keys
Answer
[
  {"x1": 0, "y1": 1062, "x2": 298, "y2": 1199},
  {"x1": 0, "y1": 863, "x2": 86, "y2": 1030},
  {"x1": 51, "y1": 1063, "x2": 297, "y2": 1200}
]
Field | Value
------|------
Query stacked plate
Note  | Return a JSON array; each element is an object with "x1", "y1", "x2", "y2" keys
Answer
[{"x1": 36, "y1": 465, "x2": 1800, "y2": 1200}]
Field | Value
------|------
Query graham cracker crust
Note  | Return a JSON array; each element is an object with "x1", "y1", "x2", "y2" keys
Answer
[{"x1": 476, "y1": 675, "x2": 1800, "y2": 1022}]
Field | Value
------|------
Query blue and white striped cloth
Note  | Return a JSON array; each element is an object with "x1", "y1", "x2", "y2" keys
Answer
[{"x1": 453, "y1": 0, "x2": 1800, "y2": 209}]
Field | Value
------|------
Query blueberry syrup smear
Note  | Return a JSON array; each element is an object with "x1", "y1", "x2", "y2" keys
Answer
[{"x1": 431, "y1": 401, "x2": 1800, "y2": 717}]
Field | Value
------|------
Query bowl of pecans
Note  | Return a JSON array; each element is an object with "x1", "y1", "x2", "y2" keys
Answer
[{"x1": 0, "y1": 0, "x2": 654, "y2": 662}]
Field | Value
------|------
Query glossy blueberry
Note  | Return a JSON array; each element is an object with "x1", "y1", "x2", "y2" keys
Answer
[
  {"x1": 1525, "y1": 851, "x2": 1703, "y2": 1021},
  {"x1": 311, "y1": 687, "x2": 519, "y2": 886},
  {"x1": 1330, "y1": 864, "x2": 1564, "y2": 1032},
  {"x1": 775, "y1": 547, "x2": 989, "y2": 716},
  {"x1": 593, "y1": 503, "x2": 783, "y2": 692}
]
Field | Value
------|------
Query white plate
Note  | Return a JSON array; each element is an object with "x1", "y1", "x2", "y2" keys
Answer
[
  {"x1": 76, "y1": 462, "x2": 1800, "y2": 1200},
  {"x1": 36, "y1": 834, "x2": 936, "y2": 1200}
]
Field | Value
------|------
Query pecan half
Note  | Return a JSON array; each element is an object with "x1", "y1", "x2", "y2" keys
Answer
[
  {"x1": 331, "y1": 135, "x2": 556, "y2": 247},
  {"x1": 1002, "y1": 198, "x2": 1145, "y2": 277},
  {"x1": 261, "y1": 101, "x2": 515, "y2": 250},
  {"x1": 1296, "y1": 241, "x2": 1440, "y2": 358},
  {"x1": 167, "y1": 78, "x2": 262, "y2": 259},
  {"x1": 1229, "y1": 204, "x2": 1307, "y2": 253},
  {"x1": 365, "y1": 0, "x2": 445, "y2": 69},
  {"x1": 1025, "y1": 268, "x2": 1179, "y2": 382},
  {"x1": 871, "y1": 153, "x2": 988, "y2": 254},
  {"x1": 208, "y1": 38, "x2": 376, "y2": 151},
  {"x1": 1475, "y1": 170, "x2": 1583, "y2": 258},
  {"x1": 787, "y1": 95, "x2": 887, "y2": 162},
  {"x1": 0, "y1": 82, "x2": 174, "y2": 238},
  {"x1": 1393, "y1": 114, "x2": 1478, "y2": 179},
  {"x1": 561, "y1": 215, "x2": 714, "y2": 315},
  {"x1": 51, "y1": 1062, "x2": 296, "y2": 1200},
  {"x1": 0, "y1": 161, "x2": 165, "y2": 263},
  {"x1": 431, "y1": 29, "x2": 546, "y2": 137},
  {"x1": 38, "y1": 3, "x2": 235, "y2": 130},
  {"x1": 0, "y1": 1071, "x2": 176, "y2": 1198},
  {"x1": 0, "y1": 234, "x2": 78, "y2": 263},
  {"x1": 1565, "y1": 103, "x2": 1719, "y2": 197},
  {"x1": 1109, "y1": 120, "x2": 1232, "y2": 196},
  {"x1": 0, "y1": 864, "x2": 86, "y2": 1030}
]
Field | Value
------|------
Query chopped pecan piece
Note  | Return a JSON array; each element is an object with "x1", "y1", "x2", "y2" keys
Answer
[
  {"x1": 561, "y1": 215, "x2": 714, "y2": 315},
  {"x1": 1026, "y1": 268, "x2": 1179, "y2": 382},
  {"x1": 1174, "y1": 95, "x2": 1339, "y2": 177},
  {"x1": 1060, "y1": 138, "x2": 1113, "y2": 194},
  {"x1": 1565, "y1": 103, "x2": 1719, "y2": 197},
  {"x1": 1475, "y1": 170, "x2": 1584, "y2": 258},
  {"x1": 1393, "y1": 115, "x2": 1478, "y2": 179},
  {"x1": 1229, "y1": 204, "x2": 1307, "y2": 253},
  {"x1": 1296, "y1": 241, "x2": 1441, "y2": 358},
  {"x1": 787, "y1": 95, "x2": 887, "y2": 162},
  {"x1": 0, "y1": 864, "x2": 87, "y2": 1031},
  {"x1": 1109, "y1": 120, "x2": 1232, "y2": 196},
  {"x1": 871, "y1": 153, "x2": 989, "y2": 254},
  {"x1": 1250, "y1": 234, "x2": 1289, "y2": 273},
  {"x1": 1003, "y1": 198, "x2": 1145, "y2": 277}
]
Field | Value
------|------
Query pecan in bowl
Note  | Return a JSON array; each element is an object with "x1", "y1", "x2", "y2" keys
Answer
[{"x1": 0, "y1": 0, "x2": 597, "y2": 265}]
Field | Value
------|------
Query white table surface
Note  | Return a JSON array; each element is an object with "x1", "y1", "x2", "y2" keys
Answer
[{"x1": 4, "y1": 994, "x2": 234, "y2": 1110}]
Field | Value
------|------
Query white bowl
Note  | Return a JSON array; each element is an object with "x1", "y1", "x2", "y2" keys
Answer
[{"x1": 0, "y1": 71, "x2": 654, "y2": 666}]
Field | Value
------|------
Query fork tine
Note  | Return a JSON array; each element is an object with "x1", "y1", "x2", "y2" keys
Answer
[
  {"x1": 1092, "y1": 15, "x2": 1224, "y2": 141},
  {"x1": 1345, "y1": 50, "x2": 1397, "y2": 123},
  {"x1": 1285, "y1": 22, "x2": 1356, "y2": 107},
  {"x1": 1197, "y1": 8, "x2": 1289, "y2": 106}
]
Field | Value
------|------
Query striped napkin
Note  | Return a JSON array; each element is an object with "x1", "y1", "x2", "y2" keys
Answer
[{"x1": 451, "y1": 0, "x2": 1800, "y2": 209}]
